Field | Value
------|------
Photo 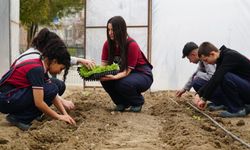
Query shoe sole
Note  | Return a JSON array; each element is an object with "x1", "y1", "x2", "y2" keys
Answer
[
  {"x1": 129, "y1": 106, "x2": 142, "y2": 112},
  {"x1": 6, "y1": 115, "x2": 30, "y2": 131},
  {"x1": 219, "y1": 110, "x2": 247, "y2": 118}
]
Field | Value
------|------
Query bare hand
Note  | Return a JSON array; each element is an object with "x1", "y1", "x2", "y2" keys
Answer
[
  {"x1": 193, "y1": 95, "x2": 206, "y2": 110},
  {"x1": 100, "y1": 75, "x2": 116, "y2": 81},
  {"x1": 192, "y1": 94, "x2": 200, "y2": 105},
  {"x1": 61, "y1": 99, "x2": 75, "y2": 110},
  {"x1": 197, "y1": 99, "x2": 206, "y2": 110},
  {"x1": 78, "y1": 59, "x2": 95, "y2": 70},
  {"x1": 58, "y1": 114, "x2": 76, "y2": 125},
  {"x1": 176, "y1": 89, "x2": 186, "y2": 98}
]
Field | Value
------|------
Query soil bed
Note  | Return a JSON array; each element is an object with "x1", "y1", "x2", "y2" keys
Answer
[{"x1": 0, "y1": 87, "x2": 249, "y2": 150}]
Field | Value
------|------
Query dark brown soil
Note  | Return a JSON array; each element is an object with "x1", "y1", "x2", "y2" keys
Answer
[{"x1": 0, "y1": 87, "x2": 249, "y2": 150}]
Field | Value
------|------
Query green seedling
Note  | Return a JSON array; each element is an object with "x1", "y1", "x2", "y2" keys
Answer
[
  {"x1": 192, "y1": 115, "x2": 201, "y2": 121},
  {"x1": 77, "y1": 63, "x2": 119, "y2": 80}
]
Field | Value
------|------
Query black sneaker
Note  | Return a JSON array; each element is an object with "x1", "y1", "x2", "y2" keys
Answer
[
  {"x1": 219, "y1": 109, "x2": 247, "y2": 118},
  {"x1": 6, "y1": 115, "x2": 31, "y2": 131},
  {"x1": 114, "y1": 105, "x2": 127, "y2": 112},
  {"x1": 245, "y1": 104, "x2": 250, "y2": 114},
  {"x1": 207, "y1": 103, "x2": 226, "y2": 111},
  {"x1": 129, "y1": 105, "x2": 142, "y2": 112}
]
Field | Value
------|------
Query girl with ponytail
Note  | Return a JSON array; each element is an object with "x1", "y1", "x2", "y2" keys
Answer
[{"x1": 0, "y1": 28, "x2": 78, "y2": 130}]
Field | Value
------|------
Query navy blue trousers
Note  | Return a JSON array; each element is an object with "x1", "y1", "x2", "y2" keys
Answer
[
  {"x1": 221, "y1": 73, "x2": 250, "y2": 112},
  {"x1": 192, "y1": 77, "x2": 227, "y2": 106},
  {"x1": 0, "y1": 79, "x2": 65, "y2": 124},
  {"x1": 101, "y1": 71, "x2": 153, "y2": 107},
  {"x1": 193, "y1": 73, "x2": 250, "y2": 112},
  {"x1": 50, "y1": 78, "x2": 66, "y2": 96}
]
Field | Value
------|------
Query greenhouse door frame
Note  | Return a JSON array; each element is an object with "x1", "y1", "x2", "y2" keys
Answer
[{"x1": 83, "y1": 0, "x2": 152, "y2": 88}]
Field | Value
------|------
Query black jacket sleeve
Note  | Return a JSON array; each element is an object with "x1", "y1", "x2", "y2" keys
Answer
[{"x1": 198, "y1": 50, "x2": 238, "y2": 100}]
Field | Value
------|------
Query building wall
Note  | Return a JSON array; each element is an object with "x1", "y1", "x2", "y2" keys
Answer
[
  {"x1": 0, "y1": 0, "x2": 20, "y2": 76},
  {"x1": 0, "y1": 0, "x2": 10, "y2": 75},
  {"x1": 10, "y1": 0, "x2": 20, "y2": 62}
]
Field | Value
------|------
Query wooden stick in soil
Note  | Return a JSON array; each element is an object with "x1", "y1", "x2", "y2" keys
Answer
[{"x1": 186, "y1": 101, "x2": 250, "y2": 149}]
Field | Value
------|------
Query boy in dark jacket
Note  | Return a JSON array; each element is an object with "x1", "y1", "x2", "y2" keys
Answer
[{"x1": 194, "y1": 42, "x2": 250, "y2": 117}]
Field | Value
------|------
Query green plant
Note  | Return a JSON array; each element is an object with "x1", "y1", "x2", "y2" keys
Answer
[{"x1": 78, "y1": 63, "x2": 119, "y2": 79}]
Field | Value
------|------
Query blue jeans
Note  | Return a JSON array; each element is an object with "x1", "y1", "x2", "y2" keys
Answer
[
  {"x1": 0, "y1": 79, "x2": 65, "y2": 124},
  {"x1": 101, "y1": 70, "x2": 153, "y2": 107},
  {"x1": 192, "y1": 77, "x2": 227, "y2": 106},
  {"x1": 50, "y1": 78, "x2": 66, "y2": 96},
  {"x1": 221, "y1": 73, "x2": 250, "y2": 112}
]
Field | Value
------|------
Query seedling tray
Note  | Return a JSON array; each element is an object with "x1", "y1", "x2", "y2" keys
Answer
[{"x1": 77, "y1": 64, "x2": 119, "y2": 81}]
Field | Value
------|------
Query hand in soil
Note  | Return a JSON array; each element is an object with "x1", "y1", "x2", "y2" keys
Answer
[
  {"x1": 61, "y1": 99, "x2": 75, "y2": 110},
  {"x1": 197, "y1": 100, "x2": 206, "y2": 110},
  {"x1": 193, "y1": 95, "x2": 206, "y2": 110},
  {"x1": 176, "y1": 89, "x2": 187, "y2": 97},
  {"x1": 58, "y1": 114, "x2": 76, "y2": 125}
]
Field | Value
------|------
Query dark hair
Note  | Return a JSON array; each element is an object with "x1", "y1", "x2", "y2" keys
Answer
[
  {"x1": 31, "y1": 28, "x2": 60, "y2": 53},
  {"x1": 182, "y1": 42, "x2": 198, "y2": 58},
  {"x1": 198, "y1": 42, "x2": 219, "y2": 57},
  {"x1": 106, "y1": 16, "x2": 128, "y2": 71},
  {"x1": 32, "y1": 28, "x2": 70, "y2": 81}
]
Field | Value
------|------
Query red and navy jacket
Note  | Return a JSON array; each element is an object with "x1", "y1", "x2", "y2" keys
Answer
[{"x1": 0, "y1": 58, "x2": 47, "y2": 90}]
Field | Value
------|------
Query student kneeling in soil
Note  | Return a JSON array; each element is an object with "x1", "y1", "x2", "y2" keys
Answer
[
  {"x1": 15, "y1": 28, "x2": 95, "y2": 111},
  {"x1": 100, "y1": 16, "x2": 153, "y2": 112},
  {"x1": 194, "y1": 42, "x2": 250, "y2": 117},
  {"x1": 176, "y1": 42, "x2": 226, "y2": 111},
  {"x1": 0, "y1": 29, "x2": 76, "y2": 130}
]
